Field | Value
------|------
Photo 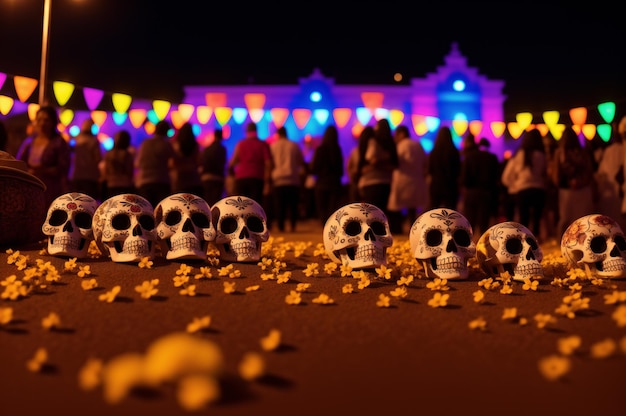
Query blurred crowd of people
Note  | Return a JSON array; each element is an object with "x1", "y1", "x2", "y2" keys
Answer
[{"x1": 4, "y1": 104, "x2": 626, "y2": 242}]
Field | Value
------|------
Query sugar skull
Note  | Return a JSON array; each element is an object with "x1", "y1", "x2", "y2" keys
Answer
[
  {"x1": 155, "y1": 193, "x2": 215, "y2": 261},
  {"x1": 210, "y1": 195, "x2": 269, "y2": 262},
  {"x1": 476, "y1": 221, "x2": 543, "y2": 282},
  {"x1": 410, "y1": 208, "x2": 475, "y2": 280},
  {"x1": 323, "y1": 202, "x2": 393, "y2": 269},
  {"x1": 93, "y1": 193, "x2": 156, "y2": 263},
  {"x1": 561, "y1": 214, "x2": 626, "y2": 279},
  {"x1": 42, "y1": 192, "x2": 99, "y2": 258}
]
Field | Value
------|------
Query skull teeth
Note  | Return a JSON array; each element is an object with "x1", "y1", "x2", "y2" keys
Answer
[
  {"x1": 50, "y1": 235, "x2": 86, "y2": 251},
  {"x1": 433, "y1": 255, "x2": 467, "y2": 272},
  {"x1": 598, "y1": 258, "x2": 626, "y2": 273},
  {"x1": 171, "y1": 237, "x2": 200, "y2": 251},
  {"x1": 514, "y1": 262, "x2": 544, "y2": 279}
]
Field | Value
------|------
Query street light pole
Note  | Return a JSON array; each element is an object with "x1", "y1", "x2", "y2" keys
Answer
[{"x1": 39, "y1": 0, "x2": 52, "y2": 105}]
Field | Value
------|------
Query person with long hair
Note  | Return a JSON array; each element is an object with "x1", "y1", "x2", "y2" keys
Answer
[
  {"x1": 310, "y1": 124, "x2": 344, "y2": 225},
  {"x1": 550, "y1": 126, "x2": 595, "y2": 237},
  {"x1": 356, "y1": 118, "x2": 398, "y2": 215},
  {"x1": 16, "y1": 105, "x2": 71, "y2": 206},
  {"x1": 501, "y1": 128, "x2": 548, "y2": 237},
  {"x1": 427, "y1": 126, "x2": 461, "y2": 210}
]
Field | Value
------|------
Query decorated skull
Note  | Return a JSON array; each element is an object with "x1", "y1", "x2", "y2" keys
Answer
[
  {"x1": 93, "y1": 193, "x2": 156, "y2": 263},
  {"x1": 409, "y1": 208, "x2": 475, "y2": 280},
  {"x1": 476, "y1": 221, "x2": 543, "y2": 282},
  {"x1": 561, "y1": 214, "x2": 626, "y2": 279},
  {"x1": 210, "y1": 195, "x2": 269, "y2": 262},
  {"x1": 42, "y1": 192, "x2": 99, "y2": 258},
  {"x1": 323, "y1": 202, "x2": 393, "y2": 269},
  {"x1": 154, "y1": 193, "x2": 215, "y2": 260}
]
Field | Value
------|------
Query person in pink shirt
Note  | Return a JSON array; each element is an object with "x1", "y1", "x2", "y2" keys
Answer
[{"x1": 228, "y1": 122, "x2": 273, "y2": 206}]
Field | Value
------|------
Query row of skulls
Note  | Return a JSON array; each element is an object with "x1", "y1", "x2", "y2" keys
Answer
[
  {"x1": 42, "y1": 192, "x2": 270, "y2": 263},
  {"x1": 41, "y1": 193, "x2": 626, "y2": 281},
  {"x1": 322, "y1": 203, "x2": 626, "y2": 281}
]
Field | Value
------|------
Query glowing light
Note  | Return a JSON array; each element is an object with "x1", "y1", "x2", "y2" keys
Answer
[
  {"x1": 313, "y1": 109, "x2": 330, "y2": 124},
  {"x1": 152, "y1": 99, "x2": 171, "y2": 121},
  {"x1": 52, "y1": 81, "x2": 74, "y2": 106},
  {"x1": 91, "y1": 110, "x2": 107, "y2": 127},
  {"x1": 549, "y1": 124, "x2": 566, "y2": 140},
  {"x1": 244, "y1": 93, "x2": 265, "y2": 110},
  {"x1": 0, "y1": 72, "x2": 5, "y2": 90},
  {"x1": 112, "y1": 112, "x2": 127, "y2": 125},
  {"x1": 232, "y1": 108, "x2": 248, "y2": 124},
  {"x1": 425, "y1": 116, "x2": 440, "y2": 132},
  {"x1": 332, "y1": 108, "x2": 352, "y2": 128},
  {"x1": 581, "y1": 124, "x2": 596, "y2": 140},
  {"x1": 83, "y1": 87, "x2": 104, "y2": 111},
  {"x1": 389, "y1": 109, "x2": 404, "y2": 128},
  {"x1": 507, "y1": 122, "x2": 524, "y2": 139},
  {"x1": 374, "y1": 108, "x2": 389, "y2": 121},
  {"x1": 292, "y1": 109, "x2": 311, "y2": 129},
  {"x1": 68, "y1": 125, "x2": 80, "y2": 137},
  {"x1": 597, "y1": 124, "x2": 612, "y2": 142},
  {"x1": 355, "y1": 107, "x2": 372, "y2": 125},
  {"x1": 309, "y1": 91, "x2": 322, "y2": 102},
  {"x1": 351, "y1": 123, "x2": 364, "y2": 138},
  {"x1": 249, "y1": 109, "x2": 264, "y2": 123},
  {"x1": 196, "y1": 106, "x2": 213, "y2": 124},
  {"x1": 270, "y1": 108, "x2": 289, "y2": 127},
  {"x1": 28, "y1": 103, "x2": 40, "y2": 121},
  {"x1": 421, "y1": 139, "x2": 434, "y2": 153},
  {"x1": 393, "y1": 73, "x2": 403, "y2": 82},
  {"x1": 129, "y1": 109, "x2": 147, "y2": 128},
  {"x1": 469, "y1": 120, "x2": 483, "y2": 137},
  {"x1": 597, "y1": 102, "x2": 616, "y2": 124},
  {"x1": 452, "y1": 80, "x2": 466, "y2": 92},
  {"x1": 214, "y1": 107, "x2": 233, "y2": 126},
  {"x1": 144, "y1": 122, "x2": 155, "y2": 135},
  {"x1": 361, "y1": 92, "x2": 384, "y2": 112},
  {"x1": 177, "y1": 103, "x2": 194, "y2": 122},
  {"x1": 147, "y1": 110, "x2": 160, "y2": 125},
  {"x1": 542, "y1": 110, "x2": 560, "y2": 128},
  {"x1": 0, "y1": 95, "x2": 14, "y2": 115},
  {"x1": 569, "y1": 107, "x2": 587, "y2": 126},
  {"x1": 101, "y1": 136, "x2": 114, "y2": 151},
  {"x1": 14, "y1": 76, "x2": 38, "y2": 102},
  {"x1": 411, "y1": 115, "x2": 428, "y2": 136},
  {"x1": 490, "y1": 121, "x2": 506, "y2": 138},
  {"x1": 112, "y1": 93, "x2": 132, "y2": 114},
  {"x1": 452, "y1": 120, "x2": 468, "y2": 137},
  {"x1": 515, "y1": 112, "x2": 533, "y2": 131},
  {"x1": 170, "y1": 111, "x2": 185, "y2": 129},
  {"x1": 205, "y1": 92, "x2": 227, "y2": 108},
  {"x1": 59, "y1": 108, "x2": 74, "y2": 126}
]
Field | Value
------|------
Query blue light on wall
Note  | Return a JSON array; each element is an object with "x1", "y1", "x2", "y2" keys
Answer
[{"x1": 453, "y1": 79, "x2": 466, "y2": 92}]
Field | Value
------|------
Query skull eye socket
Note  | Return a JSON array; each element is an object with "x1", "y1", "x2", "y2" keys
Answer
[
  {"x1": 48, "y1": 209, "x2": 68, "y2": 227},
  {"x1": 111, "y1": 214, "x2": 130, "y2": 230},
  {"x1": 453, "y1": 229, "x2": 471, "y2": 247},
  {"x1": 505, "y1": 237, "x2": 523, "y2": 254},
  {"x1": 75, "y1": 212, "x2": 92, "y2": 229},
  {"x1": 614, "y1": 235, "x2": 626, "y2": 251},
  {"x1": 247, "y1": 216, "x2": 264, "y2": 233},
  {"x1": 165, "y1": 210, "x2": 182, "y2": 226},
  {"x1": 526, "y1": 237, "x2": 539, "y2": 250},
  {"x1": 425, "y1": 229, "x2": 442, "y2": 247},
  {"x1": 370, "y1": 221, "x2": 386, "y2": 235},
  {"x1": 139, "y1": 215, "x2": 155, "y2": 230},
  {"x1": 220, "y1": 217, "x2": 238, "y2": 234},
  {"x1": 590, "y1": 236, "x2": 607, "y2": 253},
  {"x1": 345, "y1": 220, "x2": 361, "y2": 236},
  {"x1": 192, "y1": 213, "x2": 211, "y2": 228}
]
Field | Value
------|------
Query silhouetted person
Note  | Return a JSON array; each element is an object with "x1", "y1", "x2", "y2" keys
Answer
[
  {"x1": 310, "y1": 124, "x2": 344, "y2": 225},
  {"x1": 135, "y1": 120, "x2": 175, "y2": 207},
  {"x1": 201, "y1": 129, "x2": 227, "y2": 206},
  {"x1": 428, "y1": 126, "x2": 461, "y2": 210}
]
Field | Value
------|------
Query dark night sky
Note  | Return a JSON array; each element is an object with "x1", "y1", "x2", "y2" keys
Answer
[{"x1": 1, "y1": 0, "x2": 625, "y2": 120}]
